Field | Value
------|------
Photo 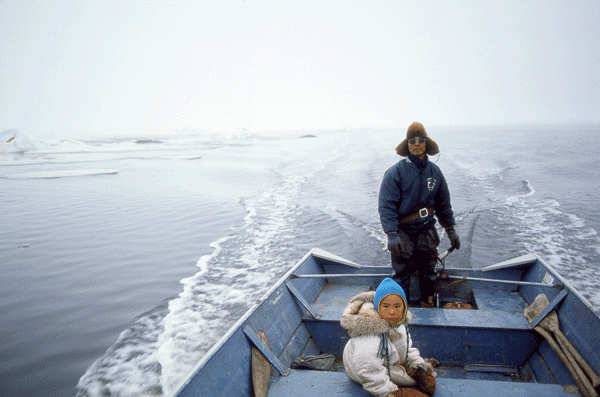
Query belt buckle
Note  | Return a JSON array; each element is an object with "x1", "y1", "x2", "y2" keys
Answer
[{"x1": 419, "y1": 208, "x2": 429, "y2": 218}]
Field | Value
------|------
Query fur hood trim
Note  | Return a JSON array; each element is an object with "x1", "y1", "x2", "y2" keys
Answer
[{"x1": 340, "y1": 291, "x2": 412, "y2": 338}]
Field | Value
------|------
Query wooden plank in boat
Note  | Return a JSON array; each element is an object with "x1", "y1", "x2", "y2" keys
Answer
[{"x1": 252, "y1": 330, "x2": 271, "y2": 397}]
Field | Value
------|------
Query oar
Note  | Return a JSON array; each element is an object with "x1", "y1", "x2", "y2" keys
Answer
[
  {"x1": 524, "y1": 294, "x2": 598, "y2": 397},
  {"x1": 556, "y1": 330, "x2": 600, "y2": 390},
  {"x1": 534, "y1": 326, "x2": 594, "y2": 397},
  {"x1": 544, "y1": 305, "x2": 600, "y2": 389}
]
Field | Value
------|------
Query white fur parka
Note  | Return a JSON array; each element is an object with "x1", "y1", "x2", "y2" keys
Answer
[{"x1": 340, "y1": 291, "x2": 426, "y2": 397}]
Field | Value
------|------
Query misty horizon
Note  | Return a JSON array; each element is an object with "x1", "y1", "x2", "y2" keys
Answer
[{"x1": 2, "y1": 1, "x2": 599, "y2": 138}]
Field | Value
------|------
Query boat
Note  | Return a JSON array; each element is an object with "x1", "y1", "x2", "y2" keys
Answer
[{"x1": 169, "y1": 248, "x2": 600, "y2": 397}]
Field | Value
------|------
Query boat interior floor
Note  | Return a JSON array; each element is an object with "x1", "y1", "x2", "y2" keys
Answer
[
  {"x1": 267, "y1": 368, "x2": 580, "y2": 397},
  {"x1": 269, "y1": 282, "x2": 582, "y2": 396}
]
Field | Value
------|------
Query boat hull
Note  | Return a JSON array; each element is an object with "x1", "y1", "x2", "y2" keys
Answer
[{"x1": 171, "y1": 248, "x2": 599, "y2": 397}]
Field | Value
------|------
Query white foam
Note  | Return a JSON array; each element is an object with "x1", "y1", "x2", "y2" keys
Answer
[
  {"x1": 73, "y1": 135, "x2": 321, "y2": 397},
  {"x1": 155, "y1": 173, "x2": 307, "y2": 395},
  {"x1": 523, "y1": 180, "x2": 535, "y2": 197},
  {"x1": 504, "y1": 195, "x2": 600, "y2": 313},
  {"x1": 76, "y1": 237, "x2": 233, "y2": 397},
  {"x1": 76, "y1": 311, "x2": 164, "y2": 396}
]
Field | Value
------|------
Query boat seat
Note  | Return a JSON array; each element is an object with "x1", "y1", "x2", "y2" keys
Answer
[
  {"x1": 267, "y1": 369, "x2": 580, "y2": 397},
  {"x1": 306, "y1": 284, "x2": 532, "y2": 331},
  {"x1": 301, "y1": 283, "x2": 537, "y2": 366},
  {"x1": 408, "y1": 305, "x2": 531, "y2": 330}
]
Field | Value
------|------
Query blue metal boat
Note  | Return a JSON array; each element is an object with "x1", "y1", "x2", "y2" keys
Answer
[{"x1": 170, "y1": 248, "x2": 600, "y2": 397}]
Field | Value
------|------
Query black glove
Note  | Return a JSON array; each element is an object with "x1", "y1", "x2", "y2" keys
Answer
[
  {"x1": 387, "y1": 232, "x2": 400, "y2": 252},
  {"x1": 446, "y1": 227, "x2": 461, "y2": 250}
]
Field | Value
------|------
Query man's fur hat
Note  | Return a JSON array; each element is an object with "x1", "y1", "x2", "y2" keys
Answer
[{"x1": 396, "y1": 122, "x2": 440, "y2": 157}]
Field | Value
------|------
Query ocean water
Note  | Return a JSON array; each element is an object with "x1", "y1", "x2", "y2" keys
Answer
[{"x1": 1, "y1": 125, "x2": 599, "y2": 396}]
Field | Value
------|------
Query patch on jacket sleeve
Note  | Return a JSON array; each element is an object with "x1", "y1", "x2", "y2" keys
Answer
[{"x1": 427, "y1": 177, "x2": 437, "y2": 191}]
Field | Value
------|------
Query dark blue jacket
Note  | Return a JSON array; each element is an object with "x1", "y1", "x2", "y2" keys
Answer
[{"x1": 378, "y1": 156, "x2": 455, "y2": 233}]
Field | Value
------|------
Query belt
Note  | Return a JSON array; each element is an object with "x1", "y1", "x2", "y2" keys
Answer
[{"x1": 400, "y1": 207, "x2": 435, "y2": 224}]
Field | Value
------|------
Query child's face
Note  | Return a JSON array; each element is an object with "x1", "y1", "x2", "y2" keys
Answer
[{"x1": 379, "y1": 294, "x2": 406, "y2": 325}]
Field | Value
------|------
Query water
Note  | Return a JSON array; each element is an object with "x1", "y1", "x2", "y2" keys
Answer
[{"x1": 1, "y1": 125, "x2": 599, "y2": 396}]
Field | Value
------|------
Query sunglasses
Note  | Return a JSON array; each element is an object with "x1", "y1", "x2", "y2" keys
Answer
[{"x1": 408, "y1": 137, "x2": 427, "y2": 145}]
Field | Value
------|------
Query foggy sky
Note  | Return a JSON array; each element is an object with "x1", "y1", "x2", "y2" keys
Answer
[{"x1": 1, "y1": 0, "x2": 599, "y2": 137}]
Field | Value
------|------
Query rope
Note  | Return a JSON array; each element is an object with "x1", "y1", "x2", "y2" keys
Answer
[{"x1": 378, "y1": 324, "x2": 410, "y2": 378}]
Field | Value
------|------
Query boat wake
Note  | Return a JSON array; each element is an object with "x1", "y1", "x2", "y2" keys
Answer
[{"x1": 76, "y1": 170, "x2": 341, "y2": 396}]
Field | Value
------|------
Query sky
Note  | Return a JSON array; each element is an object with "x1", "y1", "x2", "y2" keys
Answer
[{"x1": 1, "y1": 0, "x2": 599, "y2": 138}]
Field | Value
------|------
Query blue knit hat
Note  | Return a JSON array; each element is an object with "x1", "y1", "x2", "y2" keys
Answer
[{"x1": 374, "y1": 277, "x2": 408, "y2": 324}]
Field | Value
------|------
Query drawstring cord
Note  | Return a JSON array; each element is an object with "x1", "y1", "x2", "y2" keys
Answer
[
  {"x1": 378, "y1": 324, "x2": 410, "y2": 377},
  {"x1": 378, "y1": 332, "x2": 391, "y2": 377}
]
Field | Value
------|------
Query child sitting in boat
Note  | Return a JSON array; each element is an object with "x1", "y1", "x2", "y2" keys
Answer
[{"x1": 341, "y1": 277, "x2": 436, "y2": 397}]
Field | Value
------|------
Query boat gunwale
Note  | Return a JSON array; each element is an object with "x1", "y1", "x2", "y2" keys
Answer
[
  {"x1": 528, "y1": 252, "x2": 597, "y2": 312},
  {"x1": 168, "y1": 248, "x2": 329, "y2": 396},
  {"x1": 169, "y1": 249, "x2": 599, "y2": 397},
  {"x1": 167, "y1": 247, "x2": 346, "y2": 397}
]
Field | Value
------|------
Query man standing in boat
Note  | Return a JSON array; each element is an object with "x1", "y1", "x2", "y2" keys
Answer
[{"x1": 379, "y1": 122, "x2": 460, "y2": 308}]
